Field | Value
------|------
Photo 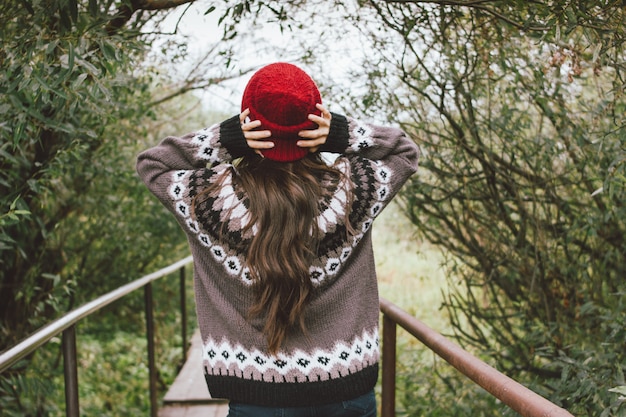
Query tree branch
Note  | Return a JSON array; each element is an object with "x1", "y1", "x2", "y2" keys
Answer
[
  {"x1": 382, "y1": 0, "x2": 550, "y2": 31},
  {"x1": 106, "y1": 0, "x2": 195, "y2": 35},
  {"x1": 148, "y1": 78, "x2": 228, "y2": 107}
]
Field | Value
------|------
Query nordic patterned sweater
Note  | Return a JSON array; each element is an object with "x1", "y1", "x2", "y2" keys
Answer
[{"x1": 136, "y1": 113, "x2": 419, "y2": 407}]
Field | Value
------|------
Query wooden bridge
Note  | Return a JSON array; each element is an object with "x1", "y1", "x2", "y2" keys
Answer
[
  {"x1": 0, "y1": 257, "x2": 574, "y2": 417},
  {"x1": 159, "y1": 330, "x2": 227, "y2": 417}
]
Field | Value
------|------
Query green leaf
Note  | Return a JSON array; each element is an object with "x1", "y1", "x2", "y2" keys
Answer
[
  {"x1": 72, "y1": 73, "x2": 89, "y2": 89},
  {"x1": 41, "y1": 273, "x2": 61, "y2": 287},
  {"x1": 46, "y1": 40, "x2": 59, "y2": 55},
  {"x1": 33, "y1": 73, "x2": 68, "y2": 99},
  {"x1": 67, "y1": 42, "x2": 75, "y2": 73}
]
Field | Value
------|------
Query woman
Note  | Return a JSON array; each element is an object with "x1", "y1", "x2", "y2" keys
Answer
[{"x1": 137, "y1": 62, "x2": 419, "y2": 417}]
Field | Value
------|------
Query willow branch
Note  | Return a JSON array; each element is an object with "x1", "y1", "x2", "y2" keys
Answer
[
  {"x1": 381, "y1": 0, "x2": 549, "y2": 31},
  {"x1": 148, "y1": 78, "x2": 227, "y2": 107},
  {"x1": 106, "y1": 0, "x2": 195, "y2": 35}
]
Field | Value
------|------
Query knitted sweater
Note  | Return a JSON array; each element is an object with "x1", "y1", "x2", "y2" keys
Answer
[{"x1": 136, "y1": 113, "x2": 419, "y2": 407}]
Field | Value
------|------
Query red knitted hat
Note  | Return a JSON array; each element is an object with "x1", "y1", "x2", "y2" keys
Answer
[{"x1": 241, "y1": 62, "x2": 322, "y2": 162}]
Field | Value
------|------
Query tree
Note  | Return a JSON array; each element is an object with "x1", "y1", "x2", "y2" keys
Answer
[
  {"x1": 0, "y1": 0, "x2": 253, "y2": 413},
  {"x1": 0, "y1": 0, "x2": 172, "y2": 349},
  {"x1": 0, "y1": 0, "x2": 263, "y2": 349},
  {"x1": 339, "y1": 1, "x2": 625, "y2": 415}
]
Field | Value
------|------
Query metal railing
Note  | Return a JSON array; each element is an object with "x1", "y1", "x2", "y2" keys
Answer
[
  {"x1": 379, "y1": 297, "x2": 575, "y2": 417},
  {"x1": 1, "y1": 258, "x2": 575, "y2": 417},
  {"x1": 0, "y1": 256, "x2": 193, "y2": 417}
]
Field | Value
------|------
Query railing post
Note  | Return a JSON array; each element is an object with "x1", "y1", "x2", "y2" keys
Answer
[
  {"x1": 62, "y1": 325, "x2": 79, "y2": 417},
  {"x1": 144, "y1": 282, "x2": 158, "y2": 417},
  {"x1": 381, "y1": 314, "x2": 397, "y2": 417},
  {"x1": 180, "y1": 266, "x2": 187, "y2": 362}
]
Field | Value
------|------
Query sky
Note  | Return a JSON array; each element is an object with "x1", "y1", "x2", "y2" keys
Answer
[{"x1": 153, "y1": 1, "x2": 371, "y2": 115}]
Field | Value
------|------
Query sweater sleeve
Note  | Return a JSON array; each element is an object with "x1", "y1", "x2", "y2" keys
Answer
[
  {"x1": 323, "y1": 113, "x2": 420, "y2": 198},
  {"x1": 136, "y1": 115, "x2": 250, "y2": 209}
]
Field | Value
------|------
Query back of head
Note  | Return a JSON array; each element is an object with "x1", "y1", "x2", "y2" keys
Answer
[{"x1": 242, "y1": 62, "x2": 322, "y2": 162}]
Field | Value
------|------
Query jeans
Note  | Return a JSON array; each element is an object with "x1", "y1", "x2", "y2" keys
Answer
[{"x1": 227, "y1": 390, "x2": 377, "y2": 417}]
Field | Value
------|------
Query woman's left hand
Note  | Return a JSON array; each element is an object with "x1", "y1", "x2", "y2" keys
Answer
[{"x1": 297, "y1": 103, "x2": 331, "y2": 153}]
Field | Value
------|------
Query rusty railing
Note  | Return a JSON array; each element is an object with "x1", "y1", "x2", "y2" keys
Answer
[
  {"x1": 0, "y1": 256, "x2": 193, "y2": 417},
  {"x1": 379, "y1": 297, "x2": 574, "y2": 417}
]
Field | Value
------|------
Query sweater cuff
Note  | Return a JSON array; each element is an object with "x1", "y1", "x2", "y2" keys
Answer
[
  {"x1": 320, "y1": 112, "x2": 350, "y2": 154},
  {"x1": 219, "y1": 115, "x2": 255, "y2": 159}
]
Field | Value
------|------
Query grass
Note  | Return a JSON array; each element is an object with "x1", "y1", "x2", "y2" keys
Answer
[
  {"x1": 372, "y1": 203, "x2": 505, "y2": 417},
  {"x1": 373, "y1": 202, "x2": 451, "y2": 331}
]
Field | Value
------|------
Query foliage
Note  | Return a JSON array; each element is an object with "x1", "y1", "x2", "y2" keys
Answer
[
  {"x1": 1, "y1": 0, "x2": 141, "y2": 347},
  {"x1": 0, "y1": 0, "x2": 233, "y2": 347},
  {"x1": 332, "y1": 1, "x2": 626, "y2": 415},
  {"x1": 0, "y1": 364, "x2": 61, "y2": 417},
  {"x1": 0, "y1": 0, "x2": 230, "y2": 414},
  {"x1": 67, "y1": 270, "x2": 195, "y2": 417},
  {"x1": 396, "y1": 348, "x2": 501, "y2": 416}
]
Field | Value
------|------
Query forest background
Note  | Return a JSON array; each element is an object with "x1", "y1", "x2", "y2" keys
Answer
[{"x1": 0, "y1": 0, "x2": 624, "y2": 416}]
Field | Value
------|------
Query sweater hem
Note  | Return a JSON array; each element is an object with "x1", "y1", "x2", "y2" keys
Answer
[{"x1": 204, "y1": 363, "x2": 378, "y2": 407}]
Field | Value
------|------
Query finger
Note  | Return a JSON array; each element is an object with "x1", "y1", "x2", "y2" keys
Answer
[
  {"x1": 241, "y1": 119, "x2": 262, "y2": 132},
  {"x1": 315, "y1": 103, "x2": 332, "y2": 120},
  {"x1": 307, "y1": 104, "x2": 331, "y2": 129},
  {"x1": 241, "y1": 118, "x2": 271, "y2": 139},
  {"x1": 297, "y1": 143, "x2": 320, "y2": 154},
  {"x1": 307, "y1": 113, "x2": 330, "y2": 128},
  {"x1": 239, "y1": 108, "x2": 250, "y2": 124},
  {"x1": 296, "y1": 137, "x2": 326, "y2": 148},
  {"x1": 247, "y1": 139, "x2": 275, "y2": 150},
  {"x1": 244, "y1": 129, "x2": 272, "y2": 140},
  {"x1": 297, "y1": 128, "x2": 328, "y2": 139}
]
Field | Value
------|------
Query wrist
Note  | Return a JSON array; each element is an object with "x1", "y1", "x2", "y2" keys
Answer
[
  {"x1": 320, "y1": 112, "x2": 349, "y2": 153},
  {"x1": 220, "y1": 114, "x2": 255, "y2": 158}
]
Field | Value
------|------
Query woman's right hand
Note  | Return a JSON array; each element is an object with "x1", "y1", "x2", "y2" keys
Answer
[{"x1": 240, "y1": 109, "x2": 273, "y2": 156}]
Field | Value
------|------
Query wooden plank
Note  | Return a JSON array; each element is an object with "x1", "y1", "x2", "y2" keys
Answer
[
  {"x1": 158, "y1": 404, "x2": 229, "y2": 417},
  {"x1": 163, "y1": 329, "x2": 226, "y2": 404}
]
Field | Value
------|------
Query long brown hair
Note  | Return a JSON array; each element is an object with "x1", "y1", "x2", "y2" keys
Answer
[{"x1": 194, "y1": 154, "x2": 351, "y2": 354}]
